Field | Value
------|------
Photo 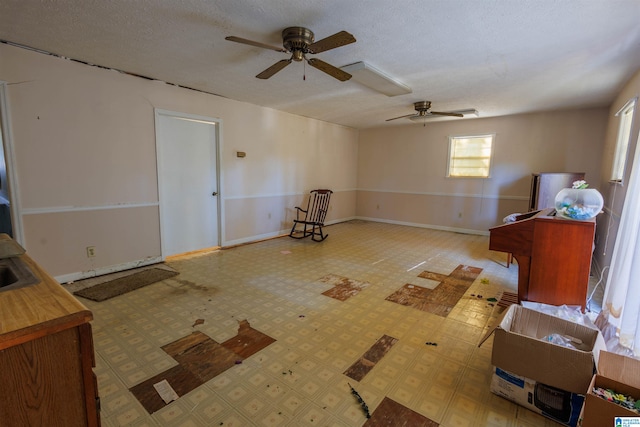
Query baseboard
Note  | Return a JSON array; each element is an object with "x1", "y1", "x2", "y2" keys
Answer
[
  {"x1": 58, "y1": 219, "x2": 484, "y2": 283},
  {"x1": 354, "y1": 216, "x2": 490, "y2": 236},
  {"x1": 221, "y1": 217, "x2": 357, "y2": 247},
  {"x1": 56, "y1": 256, "x2": 163, "y2": 284}
]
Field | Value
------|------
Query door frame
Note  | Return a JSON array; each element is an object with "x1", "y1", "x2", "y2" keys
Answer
[
  {"x1": 0, "y1": 82, "x2": 24, "y2": 244},
  {"x1": 154, "y1": 108, "x2": 224, "y2": 258}
]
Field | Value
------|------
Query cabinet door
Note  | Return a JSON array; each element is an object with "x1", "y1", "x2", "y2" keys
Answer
[
  {"x1": 0, "y1": 327, "x2": 88, "y2": 427},
  {"x1": 79, "y1": 322, "x2": 101, "y2": 427},
  {"x1": 528, "y1": 219, "x2": 594, "y2": 309}
]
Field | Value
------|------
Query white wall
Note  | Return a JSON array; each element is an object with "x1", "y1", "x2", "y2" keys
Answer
[
  {"x1": 593, "y1": 68, "x2": 640, "y2": 275},
  {"x1": 0, "y1": 43, "x2": 358, "y2": 280}
]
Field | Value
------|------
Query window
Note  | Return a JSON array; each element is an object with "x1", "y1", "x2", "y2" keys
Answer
[
  {"x1": 447, "y1": 134, "x2": 494, "y2": 178},
  {"x1": 611, "y1": 98, "x2": 636, "y2": 183}
]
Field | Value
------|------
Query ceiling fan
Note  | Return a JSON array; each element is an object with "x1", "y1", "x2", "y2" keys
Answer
[
  {"x1": 386, "y1": 101, "x2": 477, "y2": 123},
  {"x1": 225, "y1": 26, "x2": 356, "y2": 81}
]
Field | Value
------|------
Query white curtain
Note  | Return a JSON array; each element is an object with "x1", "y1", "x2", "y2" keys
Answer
[{"x1": 600, "y1": 130, "x2": 640, "y2": 357}]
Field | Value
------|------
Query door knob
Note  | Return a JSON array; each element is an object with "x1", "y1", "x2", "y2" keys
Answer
[{"x1": 212, "y1": 191, "x2": 218, "y2": 196}]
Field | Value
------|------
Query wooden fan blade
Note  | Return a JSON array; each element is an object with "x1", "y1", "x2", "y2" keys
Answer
[
  {"x1": 225, "y1": 36, "x2": 287, "y2": 53},
  {"x1": 308, "y1": 31, "x2": 356, "y2": 54},
  {"x1": 256, "y1": 59, "x2": 292, "y2": 79},
  {"x1": 429, "y1": 111, "x2": 464, "y2": 117},
  {"x1": 386, "y1": 113, "x2": 418, "y2": 121},
  {"x1": 307, "y1": 58, "x2": 352, "y2": 81}
]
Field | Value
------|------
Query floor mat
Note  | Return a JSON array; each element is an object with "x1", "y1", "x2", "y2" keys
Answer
[{"x1": 73, "y1": 267, "x2": 178, "y2": 302}]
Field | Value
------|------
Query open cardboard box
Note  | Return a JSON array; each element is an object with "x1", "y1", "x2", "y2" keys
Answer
[
  {"x1": 581, "y1": 351, "x2": 640, "y2": 427},
  {"x1": 491, "y1": 366, "x2": 585, "y2": 427},
  {"x1": 479, "y1": 304, "x2": 606, "y2": 395}
]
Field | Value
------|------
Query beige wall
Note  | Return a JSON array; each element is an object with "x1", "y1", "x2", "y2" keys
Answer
[
  {"x1": 1, "y1": 40, "x2": 631, "y2": 283},
  {"x1": 357, "y1": 109, "x2": 608, "y2": 232},
  {"x1": 0, "y1": 43, "x2": 358, "y2": 280},
  {"x1": 593, "y1": 68, "x2": 640, "y2": 275}
]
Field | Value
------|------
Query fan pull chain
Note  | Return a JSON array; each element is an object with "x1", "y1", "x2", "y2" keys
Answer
[{"x1": 303, "y1": 60, "x2": 306, "y2": 80}]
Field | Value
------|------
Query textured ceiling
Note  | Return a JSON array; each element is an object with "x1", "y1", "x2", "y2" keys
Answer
[{"x1": 1, "y1": 0, "x2": 640, "y2": 129}]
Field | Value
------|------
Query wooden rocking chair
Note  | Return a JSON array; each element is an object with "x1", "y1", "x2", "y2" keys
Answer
[{"x1": 289, "y1": 189, "x2": 333, "y2": 242}]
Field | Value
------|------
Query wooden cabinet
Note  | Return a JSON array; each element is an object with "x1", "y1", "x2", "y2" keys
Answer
[
  {"x1": 489, "y1": 208, "x2": 595, "y2": 310},
  {"x1": 528, "y1": 216, "x2": 595, "y2": 309},
  {"x1": 529, "y1": 172, "x2": 585, "y2": 211},
  {"x1": 0, "y1": 247, "x2": 99, "y2": 426}
]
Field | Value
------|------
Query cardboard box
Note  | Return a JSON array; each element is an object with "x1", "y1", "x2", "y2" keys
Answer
[
  {"x1": 479, "y1": 304, "x2": 606, "y2": 395},
  {"x1": 581, "y1": 351, "x2": 640, "y2": 427},
  {"x1": 491, "y1": 366, "x2": 584, "y2": 427}
]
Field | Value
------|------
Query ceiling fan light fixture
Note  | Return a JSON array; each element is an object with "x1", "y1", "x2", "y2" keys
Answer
[
  {"x1": 408, "y1": 109, "x2": 479, "y2": 122},
  {"x1": 226, "y1": 27, "x2": 356, "y2": 81},
  {"x1": 340, "y1": 61, "x2": 412, "y2": 97}
]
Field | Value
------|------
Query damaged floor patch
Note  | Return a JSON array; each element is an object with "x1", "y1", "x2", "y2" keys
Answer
[
  {"x1": 344, "y1": 334, "x2": 398, "y2": 381},
  {"x1": 386, "y1": 264, "x2": 482, "y2": 317},
  {"x1": 130, "y1": 320, "x2": 275, "y2": 413},
  {"x1": 365, "y1": 397, "x2": 439, "y2": 426},
  {"x1": 221, "y1": 319, "x2": 277, "y2": 358},
  {"x1": 318, "y1": 273, "x2": 370, "y2": 301}
]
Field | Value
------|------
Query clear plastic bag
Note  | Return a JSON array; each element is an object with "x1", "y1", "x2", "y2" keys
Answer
[
  {"x1": 542, "y1": 333, "x2": 581, "y2": 349},
  {"x1": 522, "y1": 301, "x2": 597, "y2": 328}
]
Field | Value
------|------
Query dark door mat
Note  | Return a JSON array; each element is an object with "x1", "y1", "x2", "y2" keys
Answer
[{"x1": 73, "y1": 268, "x2": 178, "y2": 302}]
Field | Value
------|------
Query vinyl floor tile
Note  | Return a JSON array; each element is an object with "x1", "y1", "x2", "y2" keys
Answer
[{"x1": 67, "y1": 221, "x2": 603, "y2": 426}]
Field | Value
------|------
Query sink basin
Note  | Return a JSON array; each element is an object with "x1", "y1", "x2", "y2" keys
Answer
[{"x1": 0, "y1": 256, "x2": 39, "y2": 291}]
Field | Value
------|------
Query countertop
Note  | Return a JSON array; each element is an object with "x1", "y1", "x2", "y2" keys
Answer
[{"x1": 0, "y1": 237, "x2": 92, "y2": 351}]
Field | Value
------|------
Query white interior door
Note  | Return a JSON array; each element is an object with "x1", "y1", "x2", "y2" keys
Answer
[{"x1": 156, "y1": 110, "x2": 220, "y2": 257}]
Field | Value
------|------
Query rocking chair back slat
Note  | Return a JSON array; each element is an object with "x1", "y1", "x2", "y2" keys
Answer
[
  {"x1": 308, "y1": 190, "x2": 330, "y2": 224},
  {"x1": 289, "y1": 189, "x2": 333, "y2": 242}
]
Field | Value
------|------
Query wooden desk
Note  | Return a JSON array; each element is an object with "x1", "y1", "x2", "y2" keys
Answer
[{"x1": 489, "y1": 208, "x2": 595, "y2": 310}]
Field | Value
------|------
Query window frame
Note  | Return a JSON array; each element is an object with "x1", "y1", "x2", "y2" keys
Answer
[
  {"x1": 610, "y1": 97, "x2": 636, "y2": 184},
  {"x1": 446, "y1": 133, "x2": 495, "y2": 178}
]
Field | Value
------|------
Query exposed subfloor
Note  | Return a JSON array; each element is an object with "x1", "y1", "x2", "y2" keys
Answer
[{"x1": 68, "y1": 220, "x2": 603, "y2": 426}]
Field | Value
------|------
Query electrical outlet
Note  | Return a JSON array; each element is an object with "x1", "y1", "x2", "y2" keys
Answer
[{"x1": 86, "y1": 246, "x2": 96, "y2": 258}]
